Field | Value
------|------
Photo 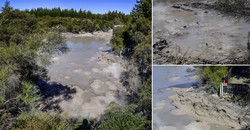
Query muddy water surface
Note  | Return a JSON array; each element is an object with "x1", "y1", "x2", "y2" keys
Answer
[
  {"x1": 47, "y1": 36, "x2": 127, "y2": 118},
  {"x1": 153, "y1": 0, "x2": 250, "y2": 63}
]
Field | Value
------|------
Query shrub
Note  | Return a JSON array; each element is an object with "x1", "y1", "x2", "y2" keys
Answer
[
  {"x1": 99, "y1": 103, "x2": 151, "y2": 130},
  {"x1": 197, "y1": 66, "x2": 229, "y2": 94},
  {"x1": 19, "y1": 82, "x2": 40, "y2": 106},
  {"x1": 15, "y1": 109, "x2": 78, "y2": 130}
]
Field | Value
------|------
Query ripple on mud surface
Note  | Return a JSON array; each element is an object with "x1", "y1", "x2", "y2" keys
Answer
[
  {"x1": 70, "y1": 62, "x2": 76, "y2": 65},
  {"x1": 154, "y1": 101, "x2": 167, "y2": 110},
  {"x1": 83, "y1": 71, "x2": 91, "y2": 76},
  {"x1": 168, "y1": 76, "x2": 181, "y2": 81},
  {"x1": 91, "y1": 68, "x2": 99, "y2": 73},
  {"x1": 89, "y1": 57, "x2": 96, "y2": 62},
  {"x1": 106, "y1": 81, "x2": 117, "y2": 90},
  {"x1": 90, "y1": 80, "x2": 107, "y2": 94},
  {"x1": 98, "y1": 47, "x2": 103, "y2": 50},
  {"x1": 73, "y1": 69, "x2": 83, "y2": 73},
  {"x1": 90, "y1": 80, "x2": 103, "y2": 89},
  {"x1": 64, "y1": 76, "x2": 71, "y2": 79},
  {"x1": 156, "y1": 126, "x2": 177, "y2": 130}
]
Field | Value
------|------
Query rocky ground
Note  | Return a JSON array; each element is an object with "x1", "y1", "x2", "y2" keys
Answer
[{"x1": 169, "y1": 87, "x2": 250, "y2": 129}]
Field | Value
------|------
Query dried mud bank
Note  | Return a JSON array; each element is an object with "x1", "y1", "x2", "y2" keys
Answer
[
  {"x1": 153, "y1": 39, "x2": 248, "y2": 64},
  {"x1": 153, "y1": 1, "x2": 250, "y2": 64},
  {"x1": 38, "y1": 30, "x2": 130, "y2": 119},
  {"x1": 62, "y1": 29, "x2": 113, "y2": 43},
  {"x1": 169, "y1": 87, "x2": 250, "y2": 129}
]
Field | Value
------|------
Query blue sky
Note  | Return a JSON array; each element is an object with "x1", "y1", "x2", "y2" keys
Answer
[{"x1": 0, "y1": 0, "x2": 137, "y2": 14}]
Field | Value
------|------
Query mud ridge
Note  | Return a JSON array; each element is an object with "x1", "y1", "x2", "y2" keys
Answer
[
  {"x1": 169, "y1": 87, "x2": 250, "y2": 129},
  {"x1": 62, "y1": 29, "x2": 113, "y2": 43}
]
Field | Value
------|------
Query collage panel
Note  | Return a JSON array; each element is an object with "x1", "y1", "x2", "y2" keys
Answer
[
  {"x1": 1, "y1": 0, "x2": 250, "y2": 129},
  {"x1": 0, "y1": 0, "x2": 152, "y2": 129},
  {"x1": 153, "y1": 66, "x2": 250, "y2": 130},
  {"x1": 152, "y1": 0, "x2": 250, "y2": 129},
  {"x1": 153, "y1": 0, "x2": 250, "y2": 65}
]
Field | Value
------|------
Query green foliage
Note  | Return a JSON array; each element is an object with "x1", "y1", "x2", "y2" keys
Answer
[
  {"x1": 111, "y1": 36, "x2": 124, "y2": 54},
  {"x1": 24, "y1": 8, "x2": 132, "y2": 33},
  {"x1": 0, "y1": 1, "x2": 68, "y2": 128},
  {"x1": 0, "y1": 0, "x2": 13, "y2": 14},
  {"x1": 19, "y1": 82, "x2": 40, "y2": 105},
  {"x1": 197, "y1": 66, "x2": 229, "y2": 93},
  {"x1": 0, "y1": 69, "x2": 10, "y2": 86},
  {"x1": 132, "y1": 42, "x2": 151, "y2": 81},
  {"x1": 111, "y1": 0, "x2": 152, "y2": 82},
  {"x1": 15, "y1": 109, "x2": 77, "y2": 130},
  {"x1": 99, "y1": 103, "x2": 151, "y2": 130},
  {"x1": 0, "y1": 113, "x2": 12, "y2": 129},
  {"x1": 132, "y1": 0, "x2": 152, "y2": 20},
  {"x1": 136, "y1": 82, "x2": 152, "y2": 118},
  {"x1": 28, "y1": 8, "x2": 130, "y2": 21},
  {"x1": 133, "y1": 17, "x2": 151, "y2": 35},
  {"x1": 110, "y1": 28, "x2": 127, "y2": 54}
]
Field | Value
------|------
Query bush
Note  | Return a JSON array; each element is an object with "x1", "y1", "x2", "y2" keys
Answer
[
  {"x1": 19, "y1": 82, "x2": 40, "y2": 106},
  {"x1": 15, "y1": 109, "x2": 78, "y2": 130},
  {"x1": 197, "y1": 66, "x2": 229, "y2": 94},
  {"x1": 111, "y1": 33, "x2": 124, "y2": 54},
  {"x1": 99, "y1": 103, "x2": 151, "y2": 130}
]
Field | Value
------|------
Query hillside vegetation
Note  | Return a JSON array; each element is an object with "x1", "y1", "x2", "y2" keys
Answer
[{"x1": 99, "y1": 0, "x2": 152, "y2": 129}]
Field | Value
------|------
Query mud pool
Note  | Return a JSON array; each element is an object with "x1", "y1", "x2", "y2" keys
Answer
[
  {"x1": 46, "y1": 36, "x2": 127, "y2": 118},
  {"x1": 153, "y1": 66, "x2": 231, "y2": 130},
  {"x1": 153, "y1": 0, "x2": 250, "y2": 64}
]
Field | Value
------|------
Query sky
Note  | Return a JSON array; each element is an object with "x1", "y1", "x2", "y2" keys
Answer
[{"x1": 0, "y1": 0, "x2": 137, "y2": 14}]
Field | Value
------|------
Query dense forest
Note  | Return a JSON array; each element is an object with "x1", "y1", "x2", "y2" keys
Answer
[
  {"x1": 5, "y1": 4, "x2": 132, "y2": 33},
  {"x1": 26, "y1": 8, "x2": 132, "y2": 33},
  {"x1": 0, "y1": 0, "x2": 152, "y2": 129}
]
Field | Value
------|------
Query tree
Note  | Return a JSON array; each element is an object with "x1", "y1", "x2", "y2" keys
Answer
[
  {"x1": 131, "y1": 0, "x2": 152, "y2": 20},
  {"x1": 1, "y1": 0, "x2": 13, "y2": 14}
]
